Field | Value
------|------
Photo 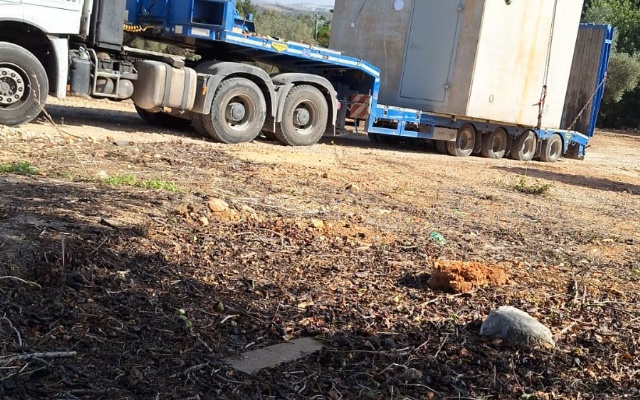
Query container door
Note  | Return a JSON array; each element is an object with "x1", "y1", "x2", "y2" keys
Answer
[{"x1": 399, "y1": 0, "x2": 463, "y2": 104}]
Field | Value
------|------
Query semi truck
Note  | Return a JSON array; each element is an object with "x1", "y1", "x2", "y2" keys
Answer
[{"x1": 0, "y1": 0, "x2": 612, "y2": 162}]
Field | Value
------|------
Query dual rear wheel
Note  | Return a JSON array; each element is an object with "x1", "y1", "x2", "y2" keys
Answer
[{"x1": 189, "y1": 79, "x2": 327, "y2": 146}]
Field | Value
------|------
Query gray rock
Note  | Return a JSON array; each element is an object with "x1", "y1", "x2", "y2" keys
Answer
[{"x1": 480, "y1": 306, "x2": 555, "y2": 348}]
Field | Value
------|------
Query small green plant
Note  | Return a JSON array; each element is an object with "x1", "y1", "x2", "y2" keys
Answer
[
  {"x1": 513, "y1": 176, "x2": 552, "y2": 195},
  {"x1": 0, "y1": 161, "x2": 39, "y2": 175},
  {"x1": 103, "y1": 174, "x2": 137, "y2": 186},
  {"x1": 102, "y1": 174, "x2": 179, "y2": 192},
  {"x1": 139, "y1": 179, "x2": 179, "y2": 192},
  {"x1": 176, "y1": 308, "x2": 193, "y2": 330}
]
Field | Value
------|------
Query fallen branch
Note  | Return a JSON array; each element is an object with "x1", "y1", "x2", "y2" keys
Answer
[
  {"x1": 1, "y1": 314, "x2": 24, "y2": 347},
  {"x1": 434, "y1": 334, "x2": 449, "y2": 359},
  {"x1": 554, "y1": 321, "x2": 578, "y2": 343},
  {"x1": 0, "y1": 276, "x2": 42, "y2": 289},
  {"x1": 0, "y1": 351, "x2": 77, "y2": 366},
  {"x1": 169, "y1": 362, "x2": 210, "y2": 378}
]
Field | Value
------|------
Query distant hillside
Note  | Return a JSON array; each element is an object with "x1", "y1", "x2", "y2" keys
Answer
[{"x1": 253, "y1": 0, "x2": 333, "y2": 14}]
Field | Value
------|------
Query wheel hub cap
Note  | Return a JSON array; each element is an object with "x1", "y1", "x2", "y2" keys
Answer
[
  {"x1": 294, "y1": 108, "x2": 310, "y2": 126},
  {"x1": 227, "y1": 102, "x2": 246, "y2": 122},
  {"x1": 0, "y1": 67, "x2": 25, "y2": 105}
]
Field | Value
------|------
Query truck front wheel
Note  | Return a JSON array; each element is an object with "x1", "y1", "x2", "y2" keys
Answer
[
  {"x1": 0, "y1": 42, "x2": 48, "y2": 126},
  {"x1": 275, "y1": 85, "x2": 328, "y2": 146},
  {"x1": 195, "y1": 77, "x2": 266, "y2": 144}
]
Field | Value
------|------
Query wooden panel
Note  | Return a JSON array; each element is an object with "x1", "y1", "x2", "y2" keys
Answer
[{"x1": 561, "y1": 27, "x2": 606, "y2": 134}]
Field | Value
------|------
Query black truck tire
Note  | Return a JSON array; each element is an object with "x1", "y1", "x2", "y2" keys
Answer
[
  {"x1": 0, "y1": 42, "x2": 48, "y2": 126},
  {"x1": 511, "y1": 130, "x2": 537, "y2": 161},
  {"x1": 539, "y1": 134, "x2": 563, "y2": 163},
  {"x1": 481, "y1": 128, "x2": 508, "y2": 159},
  {"x1": 135, "y1": 106, "x2": 191, "y2": 130},
  {"x1": 446, "y1": 124, "x2": 476, "y2": 157},
  {"x1": 275, "y1": 85, "x2": 328, "y2": 146},
  {"x1": 196, "y1": 77, "x2": 266, "y2": 144},
  {"x1": 435, "y1": 140, "x2": 448, "y2": 154}
]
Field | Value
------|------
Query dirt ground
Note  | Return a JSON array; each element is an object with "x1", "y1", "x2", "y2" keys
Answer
[{"x1": 1, "y1": 97, "x2": 639, "y2": 399}]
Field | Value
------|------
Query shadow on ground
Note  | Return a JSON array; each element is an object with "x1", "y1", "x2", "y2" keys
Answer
[{"x1": 494, "y1": 165, "x2": 640, "y2": 195}]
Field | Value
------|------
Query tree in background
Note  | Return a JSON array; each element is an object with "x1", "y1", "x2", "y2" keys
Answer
[
  {"x1": 236, "y1": 0, "x2": 257, "y2": 19},
  {"x1": 315, "y1": 12, "x2": 332, "y2": 48},
  {"x1": 582, "y1": 0, "x2": 640, "y2": 127},
  {"x1": 235, "y1": 0, "x2": 332, "y2": 48}
]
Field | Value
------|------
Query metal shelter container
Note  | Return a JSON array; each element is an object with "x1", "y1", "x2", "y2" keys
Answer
[{"x1": 330, "y1": 0, "x2": 584, "y2": 129}]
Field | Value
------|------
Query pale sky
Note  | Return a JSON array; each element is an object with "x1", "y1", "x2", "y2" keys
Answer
[{"x1": 259, "y1": 0, "x2": 335, "y2": 6}]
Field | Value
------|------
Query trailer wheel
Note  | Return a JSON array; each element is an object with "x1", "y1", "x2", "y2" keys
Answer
[
  {"x1": 135, "y1": 106, "x2": 191, "y2": 130},
  {"x1": 447, "y1": 124, "x2": 476, "y2": 157},
  {"x1": 473, "y1": 131, "x2": 483, "y2": 155},
  {"x1": 435, "y1": 140, "x2": 448, "y2": 154},
  {"x1": 511, "y1": 130, "x2": 537, "y2": 161},
  {"x1": 0, "y1": 42, "x2": 48, "y2": 126},
  {"x1": 539, "y1": 134, "x2": 563, "y2": 163},
  {"x1": 367, "y1": 132, "x2": 379, "y2": 143},
  {"x1": 275, "y1": 85, "x2": 328, "y2": 146},
  {"x1": 197, "y1": 77, "x2": 266, "y2": 144},
  {"x1": 481, "y1": 128, "x2": 508, "y2": 159}
]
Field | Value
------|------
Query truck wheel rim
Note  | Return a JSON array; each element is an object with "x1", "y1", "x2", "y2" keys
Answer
[
  {"x1": 291, "y1": 100, "x2": 319, "y2": 136},
  {"x1": 0, "y1": 64, "x2": 28, "y2": 109},
  {"x1": 224, "y1": 94, "x2": 254, "y2": 131}
]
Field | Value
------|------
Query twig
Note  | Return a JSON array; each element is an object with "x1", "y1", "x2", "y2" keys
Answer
[
  {"x1": 571, "y1": 279, "x2": 580, "y2": 304},
  {"x1": 554, "y1": 321, "x2": 577, "y2": 343},
  {"x1": 88, "y1": 236, "x2": 110, "y2": 256},
  {"x1": 0, "y1": 351, "x2": 77, "y2": 365},
  {"x1": 169, "y1": 362, "x2": 209, "y2": 378},
  {"x1": 0, "y1": 276, "x2": 42, "y2": 289},
  {"x1": 434, "y1": 333, "x2": 449, "y2": 358},
  {"x1": 413, "y1": 337, "x2": 431, "y2": 353},
  {"x1": 220, "y1": 314, "x2": 238, "y2": 324},
  {"x1": 1, "y1": 314, "x2": 23, "y2": 347},
  {"x1": 34, "y1": 85, "x2": 91, "y2": 175}
]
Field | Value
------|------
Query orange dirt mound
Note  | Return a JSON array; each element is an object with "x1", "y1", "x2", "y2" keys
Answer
[{"x1": 428, "y1": 260, "x2": 509, "y2": 293}]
